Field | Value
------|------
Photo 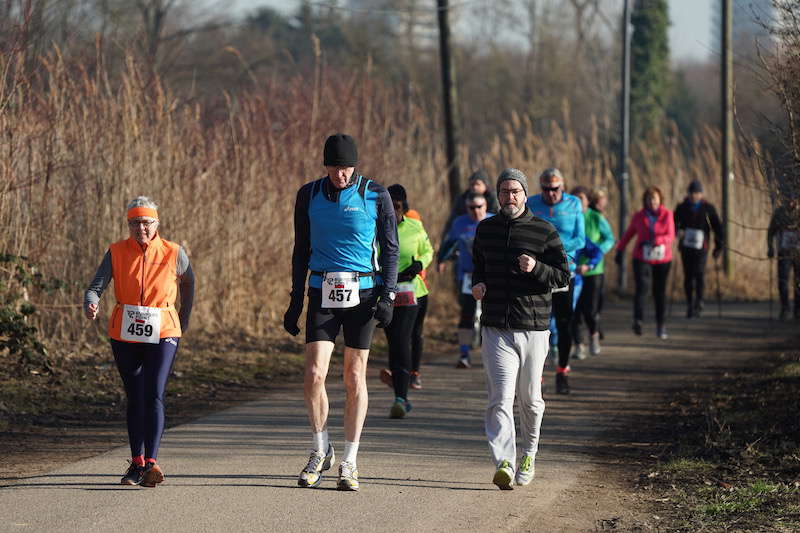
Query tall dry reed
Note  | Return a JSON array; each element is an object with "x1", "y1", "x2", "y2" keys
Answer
[{"x1": 0, "y1": 50, "x2": 776, "y2": 347}]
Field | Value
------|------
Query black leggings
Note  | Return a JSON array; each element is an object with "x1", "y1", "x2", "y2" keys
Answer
[
  {"x1": 457, "y1": 292, "x2": 478, "y2": 330},
  {"x1": 553, "y1": 278, "x2": 575, "y2": 369},
  {"x1": 384, "y1": 303, "x2": 419, "y2": 400},
  {"x1": 778, "y1": 256, "x2": 800, "y2": 311},
  {"x1": 572, "y1": 273, "x2": 604, "y2": 344},
  {"x1": 633, "y1": 260, "x2": 672, "y2": 326},
  {"x1": 411, "y1": 295, "x2": 428, "y2": 372},
  {"x1": 681, "y1": 249, "x2": 708, "y2": 306},
  {"x1": 111, "y1": 337, "x2": 179, "y2": 460}
]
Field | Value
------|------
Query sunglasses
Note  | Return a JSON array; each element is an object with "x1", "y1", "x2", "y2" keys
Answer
[
  {"x1": 541, "y1": 185, "x2": 561, "y2": 192},
  {"x1": 467, "y1": 204, "x2": 486, "y2": 210}
]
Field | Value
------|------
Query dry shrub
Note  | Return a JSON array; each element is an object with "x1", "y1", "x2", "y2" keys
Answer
[{"x1": 0, "y1": 49, "x2": 775, "y2": 346}]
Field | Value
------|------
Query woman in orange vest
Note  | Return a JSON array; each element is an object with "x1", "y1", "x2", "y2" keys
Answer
[{"x1": 84, "y1": 196, "x2": 195, "y2": 487}]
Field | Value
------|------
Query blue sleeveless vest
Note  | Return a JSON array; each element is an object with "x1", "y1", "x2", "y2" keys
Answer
[{"x1": 308, "y1": 175, "x2": 378, "y2": 290}]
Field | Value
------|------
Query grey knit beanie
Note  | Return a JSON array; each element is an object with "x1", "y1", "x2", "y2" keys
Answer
[{"x1": 496, "y1": 168, "x2": 529, "y2": 196}]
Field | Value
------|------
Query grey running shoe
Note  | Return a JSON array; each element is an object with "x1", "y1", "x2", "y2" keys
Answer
[
  {"x1": 515, "y1": 455, "x2": 535, "y2": 486},
  {"x1": 572, "y1": 343, "x2": 587, "y2": 360},
  {"x1": 657, "y1": 326, "x2": 668, "y2": 340},
  {"x1": 456, "y1": 356, "x2": 471, "y2": 369},
  {"x1": 589, "y1": 332, "x2": 601, "y2": 356},
  {"x1": 337, "y1": 461, "x2": 359, "y2": 491},
  {"x1": 298, "y1": 444, "x2": 335, "y2": 488},
  {"x1": 492, "y1": 459, "x2": 514, "y2": 490}
]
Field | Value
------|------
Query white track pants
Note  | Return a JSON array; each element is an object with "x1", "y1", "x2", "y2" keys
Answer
[{"x1": 481, "y1": 326, "x2": 550, "y2": 469}]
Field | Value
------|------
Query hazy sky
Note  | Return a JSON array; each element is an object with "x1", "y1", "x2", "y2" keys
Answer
[{"x1": 227, "y1": 0, "x2": 714, "y2": 62}]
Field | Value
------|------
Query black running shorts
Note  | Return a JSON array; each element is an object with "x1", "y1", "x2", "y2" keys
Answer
[{"x1": 305, "y1": 288, "x2": 378, "y2": 349}]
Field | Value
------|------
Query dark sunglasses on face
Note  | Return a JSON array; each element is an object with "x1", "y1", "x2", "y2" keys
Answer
[
  {"x1": 541, "y1": 186, "x2": 561, "y2": 192},
  {"x1": 467, "y1": 204, "x2": 486, "y2": 210}
]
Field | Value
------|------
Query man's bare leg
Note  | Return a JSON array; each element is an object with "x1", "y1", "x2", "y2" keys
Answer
[
  {"x1": 343, "y1": 347, "x2": 369, "y2": 443},
  {"x1": 304, "y1": 341, "x2": 334, "y2": 433}
]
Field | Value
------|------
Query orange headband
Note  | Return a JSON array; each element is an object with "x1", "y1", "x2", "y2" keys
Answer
[{"x1": 127, "y1": 207, "x2": 159, "y2": 220}]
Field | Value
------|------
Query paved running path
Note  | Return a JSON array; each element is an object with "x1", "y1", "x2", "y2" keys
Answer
[{"x1": 1, "y1": 302, "x2": 793, "y2": 532}]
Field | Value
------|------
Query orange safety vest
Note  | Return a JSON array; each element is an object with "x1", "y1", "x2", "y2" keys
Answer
[{"x1": 108, "y1": 235, "x2": 182, "y2": 341}]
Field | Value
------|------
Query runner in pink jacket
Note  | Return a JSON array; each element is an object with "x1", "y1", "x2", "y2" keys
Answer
[{"x1": 615, "y1": 186, "x2": 675, "y2": 339}]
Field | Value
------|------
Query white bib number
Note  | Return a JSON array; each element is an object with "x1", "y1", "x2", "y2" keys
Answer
[
  {"x1": 322, "y1": 272, "x2": 360, "y2": 309},
  {"x1": 683, "y1": 228, "x2": 704, "y2": 250},
  {"x1": 120, "y1": 304, "x2": 162, "y2": 344},
  {"x1": 461, "y1": 273, "x2": 473, "y2": 295},
  {"x1": 642, "y1": 244, "x2": 666, "y2": 262},
  {"x1": 780, "y1": 230, "x2": 799, "y2": 251},
  {"x1": 395, "y1": 281, "x2": 417, "y2": 307}
]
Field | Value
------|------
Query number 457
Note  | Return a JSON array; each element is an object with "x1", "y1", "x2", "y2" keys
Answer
[{"x1": 328, "y1": 289, "x2": 352, "y2": 302}]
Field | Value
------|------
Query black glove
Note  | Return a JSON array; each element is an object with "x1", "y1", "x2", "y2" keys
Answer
[
  {"x1": 614, "y1": 250, "x2": 624, "y2": 266},
  {"x1": 397, "y1": 260, "x2": 423, "y2": 282},
  {"x1": 768, "y1": 247, "x2": 775, "y2": 259},
  {"x1": 283, "y1": 298, "x2": 303, "y2": 336},
  {"x1": 712, "y1": 247, "x2": 723, "y2": 260},
  {"x1": 373, "y1": 294, "x2": 394, "y2": 328}
]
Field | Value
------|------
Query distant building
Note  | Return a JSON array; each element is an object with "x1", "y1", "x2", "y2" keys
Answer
[{"x1": 711, "y1": 0, "x2": 774, "y2": 53}]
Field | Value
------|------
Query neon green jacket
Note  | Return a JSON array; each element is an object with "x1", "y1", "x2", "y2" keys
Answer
[
  {"x1": 397, "y1": 217, "x2": 434, "y2": 297},
  {"x1": 581, "y1": 208, "x2": 615, "y2": 276}
]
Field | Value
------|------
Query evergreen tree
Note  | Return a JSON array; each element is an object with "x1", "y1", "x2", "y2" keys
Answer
[{"x1": 630, "y1": 0, "x2": 671, "y2": 138}]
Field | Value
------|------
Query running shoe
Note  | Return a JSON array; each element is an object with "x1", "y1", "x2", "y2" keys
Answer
[
  {"x1": 456, "y1": 356, "x2": 471, "y2": 369},
  {"x1": 632, "y1": 321, "x2": 643, "y2": 336},
  {"x1": 555, "y1": 373, "x2": 570, "y2": 395},
  {"x1": 379, "y1": 368, "x2": 392, "y2": 388},
  {"x1": 337, "y1": 461, "x2": 359, "y2": 491},
  {"x1": 515, "y1": 455, "x2": 535, "y2": 486},
  {"x1": 139, "y1": 462, "x2": 165, "y2": 488},
  {"x1": 589, "y1": 332, "x2": 601, "y2": 356},
  {"x1": 120, "y1": 462, "x2": 145, "y2": 485},
  {"x1": 298, "y1": 444, "x2": 335, "y2": 488},
  {"x1": 409, "y1": 371, "x2": 422, "y2": 390},
  {"x1": 572, "y1": 343, "x2": 587, "y2": 360},
  {"x1": 492, "y1": 459, "x2": 514, "y2": 490},
  {"x1": 656, "y1": 326, "x2": 668, "y2": 340},
  {"x1": 390, "y1": 397, "x2": 412, "y2": 419}
]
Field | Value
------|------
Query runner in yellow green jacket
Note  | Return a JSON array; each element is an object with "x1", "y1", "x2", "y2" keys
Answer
[{"x1": 380, "y1": 185, "x2": 434, "y2": 418}]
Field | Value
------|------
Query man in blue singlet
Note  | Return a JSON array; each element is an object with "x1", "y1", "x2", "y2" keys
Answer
[{"x1": 283, "y1": 133, "x2": 399, "y2": 491}]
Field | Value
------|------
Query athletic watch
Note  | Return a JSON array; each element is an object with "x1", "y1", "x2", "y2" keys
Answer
[{"x1": 386, "y1": 291, "x2": 396, "y2": 301}]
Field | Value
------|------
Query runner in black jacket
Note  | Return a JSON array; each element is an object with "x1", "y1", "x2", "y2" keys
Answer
[
  {"x1": 673, "y1": 180, "x2": 723, "y2": 318},
  {"x1": 471, "y1": 168, "x2": 569, "y2": 490}
]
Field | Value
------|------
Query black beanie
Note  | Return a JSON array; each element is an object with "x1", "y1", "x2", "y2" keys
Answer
[
  {"x1": 387, "y1": 184, "x2": 409, "y2": 212},
  {"x1": 688, "y1": 179, "x2": 703, "y2": 193},
  {"x1": 323, "y1": 134, "x2": 358, "y2": 167}
]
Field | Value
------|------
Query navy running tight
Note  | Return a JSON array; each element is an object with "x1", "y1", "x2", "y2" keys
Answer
[{"x1": 111, "y1": 337, "x2": 179, "y2": 460}]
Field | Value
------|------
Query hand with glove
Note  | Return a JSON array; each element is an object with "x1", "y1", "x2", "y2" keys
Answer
[
  {"x1": 712, "y1": 247, "x2": 723, "y2": 260},
  {"x1": 283, "y1": 297, "x2": 303, "y2": 336},
  {"x1": 614, "y1": 249, "x2": 624, "y2": 266},
  {"x1": 397, "y1": 260, "x2": 423, "y2": 282},
  {"x1": 373, "y1": 292, "x2": 394, "y2": 328}
]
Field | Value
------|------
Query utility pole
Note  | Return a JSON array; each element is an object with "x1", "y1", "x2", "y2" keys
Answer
[
  {"x1": 721, "y1": 0, "x2": 734, "y2": 276},
  {"x1": 617, "y1": 0, "x2": 632, "y2": 291},
  {"x1": 436, "y1": 0, "x2": 462, "y2": 202}
]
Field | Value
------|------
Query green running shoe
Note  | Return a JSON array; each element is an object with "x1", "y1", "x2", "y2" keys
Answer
[
  {"x1": 515, "y1": 455, "x2": 535, "y2": 486},
  {"x1": 298, "y1": 443, "x2": 335, "y2": 488},
  {"x1": 492, "y1": 459, "x2": 514, "y2": 490},
  {"x1": 337, "y1": 461, "x2": 359, "y2": 491},
  {"x1": 390, "y1": 397, "x2": 412, "y2": 419}
]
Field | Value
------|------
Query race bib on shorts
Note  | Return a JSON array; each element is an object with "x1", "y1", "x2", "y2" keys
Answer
[
  {"x1": 642, "y1": 244, "x2": 666, "y2": 262},
  {"x1": 683, "y1": 228, "x2": 704, "y2": 250},
  {"x1": 322, "y1": 272, "x2": 360, "y2": 309},
  {"x1": 120, "y1": 304, "x2": 161, "y2": 344},
  {"x1": 780, "y1": 231, "x2": 800, "y2": 251},
  {"x1": 395, "y1": 282, "x2": 417, "y2": 307},
  {"x1": 461, "y1": 273, "x2": 473, "y2": 295}
]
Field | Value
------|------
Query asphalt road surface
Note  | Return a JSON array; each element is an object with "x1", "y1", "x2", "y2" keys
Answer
[{"x1": 1, "y1": 302, "x2": 794, "y2": 533}]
